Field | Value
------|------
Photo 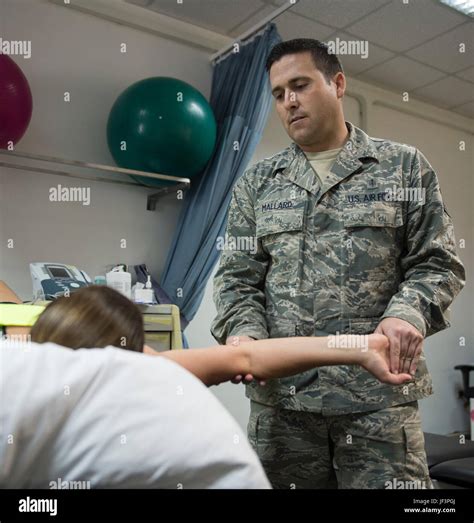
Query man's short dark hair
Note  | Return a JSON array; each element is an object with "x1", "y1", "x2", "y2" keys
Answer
[{"x1": 265, "y1": 39, "x2": 344, "y2": 83}]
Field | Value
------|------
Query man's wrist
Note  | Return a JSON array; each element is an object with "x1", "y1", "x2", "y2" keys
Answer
[{"x1": 380, "y1": 307, "x2": 427, "y2": 337}]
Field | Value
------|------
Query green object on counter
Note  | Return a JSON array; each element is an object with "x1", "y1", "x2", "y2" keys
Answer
[{"x1": 0, "y1": 304, "x2": 46, "y2": 327}]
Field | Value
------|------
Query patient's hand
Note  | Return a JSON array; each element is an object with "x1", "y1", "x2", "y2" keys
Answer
[
  {"x1": 143, "y1": 344, "x2": 158, "y2": 355},
  {"x1": 361, "y1": 334, "x2": 413, "y2": 385}
]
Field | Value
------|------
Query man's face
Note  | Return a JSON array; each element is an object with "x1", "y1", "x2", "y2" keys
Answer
[{"x1": 269, "y1": 52, "x2": 344, "y2": 148}]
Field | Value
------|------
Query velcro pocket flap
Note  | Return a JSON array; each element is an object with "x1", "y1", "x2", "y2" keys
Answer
[
  {"x1": 344, "y1": 204, "x2": 403, "y2": 227},
  {"x1": 256, "y1": 206, "x2": 304, "y2": 238}
]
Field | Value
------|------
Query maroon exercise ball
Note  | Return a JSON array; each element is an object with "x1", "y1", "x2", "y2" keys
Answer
[{"x1": 0, "y1": 55, "x2": 33, "y2": 149}]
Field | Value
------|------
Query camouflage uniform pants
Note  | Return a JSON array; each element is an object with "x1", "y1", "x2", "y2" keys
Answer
[{"x1": 248, "y1": 400, "x2": 434, "y2": 489}]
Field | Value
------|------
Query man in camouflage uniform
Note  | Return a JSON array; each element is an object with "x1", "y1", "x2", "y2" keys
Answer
[{"x1": 211, "y1": 39, "x2": 465, "y2": 489}]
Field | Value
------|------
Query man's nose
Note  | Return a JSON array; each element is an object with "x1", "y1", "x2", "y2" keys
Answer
[{"x1": 283, "y1": 90, "x2": 298, "y2": 110}]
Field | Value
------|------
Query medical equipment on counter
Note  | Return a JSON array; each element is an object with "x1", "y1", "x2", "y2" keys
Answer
[
  {"x1": 133, "y1": 275, "x2": 156, "y2": 304},
  {"x1": 106, "y1": 265, "x2": 132, "y2": 299},
  {"x1": 30, "y1": 262, "x2": 92, "y2": 300}
]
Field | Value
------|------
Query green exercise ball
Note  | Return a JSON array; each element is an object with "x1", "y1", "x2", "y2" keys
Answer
[{"x1": 107, "y1": 77, "x2": 217, "y2": 187}]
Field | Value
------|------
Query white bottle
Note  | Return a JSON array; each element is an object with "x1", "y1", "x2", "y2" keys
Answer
[
  {"x1": 143, "y1": 275, "x2": 155, "y2": 303},
  {"x1": 106, "y1": 266, "x2": 132, "y2": 299}
]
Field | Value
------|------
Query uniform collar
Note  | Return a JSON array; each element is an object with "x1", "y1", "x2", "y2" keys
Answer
[{"x1": 279, "y1": 122, "x2": 380, "y2": 198}]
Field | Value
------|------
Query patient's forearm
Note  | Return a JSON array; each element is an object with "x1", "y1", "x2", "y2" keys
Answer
[
  {"x1": 159, "y1": 336, "x2": 365, "y2": 386},
  {"x1": 243, "y1": 337, "x2": 363, "y2": 380}
]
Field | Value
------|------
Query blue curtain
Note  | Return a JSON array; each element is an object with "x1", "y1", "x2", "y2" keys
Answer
[{"x1": 160, "y1": 23, "x2": 281, "y2": 345}]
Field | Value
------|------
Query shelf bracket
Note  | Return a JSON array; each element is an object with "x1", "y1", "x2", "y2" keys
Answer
[
  {"x1": 147, "y1": 182, "x2": 190, "y2": 211},
  {"x1": 0, "y1": 149, "x2": 191, "y2": 210}
]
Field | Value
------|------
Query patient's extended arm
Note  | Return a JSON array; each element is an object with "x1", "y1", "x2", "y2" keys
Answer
[{"x1": 151, "y1": 334, "x2": 413, "y2": 387}]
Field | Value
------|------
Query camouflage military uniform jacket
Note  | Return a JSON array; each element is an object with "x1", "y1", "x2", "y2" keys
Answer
[{"x1": 211, "y1": 122, "x2": 465, "y2": 415}]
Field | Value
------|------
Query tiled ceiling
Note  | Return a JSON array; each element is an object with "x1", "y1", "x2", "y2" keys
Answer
[{"x1": 127, "y1": 0, "x2": 474, "y2": 118}]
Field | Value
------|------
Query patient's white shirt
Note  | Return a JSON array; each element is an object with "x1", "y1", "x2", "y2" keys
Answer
[{"x1": 0, "y1": 341, "x2": 270, "y2": 489}]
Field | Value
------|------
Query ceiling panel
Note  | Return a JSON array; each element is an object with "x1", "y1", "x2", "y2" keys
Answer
[
  {"x1": 456, "y1": 66, "x2": 474, "y2": 84},
  {"x1": 412, "y1": 75, "x2": 474, "y2": 108},
  {"x1": 346, "y1": 0, "x2": 467, "y2": 53},
  {"x1": 125, "y1": 0, "x2": 473, "y2": 117},
  {"x1": 229, "y1": 4, "x2": 280, "y2": 37},
  {"x1": 360, "y1": 55, "x2": 446, "y2": 92},
  {"x1": 322, "y1": 31, "x2": 395, "y2": 76},
  {"x1": 130, "y1": 0, "x2": 267, "y2": 34},
  {"x1": 126, "y1": 0, "x2": 151, "y2": 6},
  {"x1": 275, "y1": 11, "x2": 334, "y2": 41},
  {"x1": 270, "y1": 0, "x2": 391, "y2": 29},
  {"x1": 451, "y1": 101, "x2": 474, "y2": 119},
  {"x1": 406, "y1": 22, "x2": 474, "y2": 74}
]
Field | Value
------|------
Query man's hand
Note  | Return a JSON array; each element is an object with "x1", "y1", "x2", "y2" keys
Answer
[
  {"x1": 225, "y1": 335, "x2": 265, "y2": 386},
  {"x1": 374, "y1": 318, "x2": 424, "y2": 376}
]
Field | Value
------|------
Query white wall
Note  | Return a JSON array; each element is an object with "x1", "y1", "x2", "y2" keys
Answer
[{"x1": 0, "y1": 0, "x2": 212, "y2": 298}]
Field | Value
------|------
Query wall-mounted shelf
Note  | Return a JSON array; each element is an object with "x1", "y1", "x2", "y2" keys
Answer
[{"x1": 0, "y1": 150, "x2": 191, "y2": 211}]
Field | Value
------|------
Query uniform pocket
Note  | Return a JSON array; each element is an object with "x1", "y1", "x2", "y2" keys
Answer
[
  {"x1": 404, "y1": 422, "x2": 426, "y2": 454},
  {"x1": 343, "y1": 203, "x2": 403, "y2": 281},
  {"x1": 247, "y1": 401, "x2": 272, "y2": 452},
  {"x1": 256, "y1": 201, "x2": 306, "y2": 288}
]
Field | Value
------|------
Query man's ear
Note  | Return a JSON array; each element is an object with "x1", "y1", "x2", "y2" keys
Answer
[{"x1": 334, "y1": 72, "x2": 346, "y2": 99}]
